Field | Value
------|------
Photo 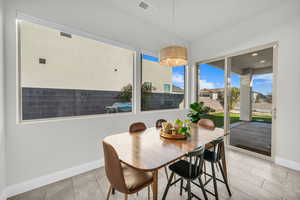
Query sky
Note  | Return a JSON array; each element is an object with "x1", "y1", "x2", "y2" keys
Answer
[
  {"x1": 199, "y1": 64, "x2": 273, "y2": 95},
  {"x1": 142, "y1": 55, "x2": 272, "y2": 95}
]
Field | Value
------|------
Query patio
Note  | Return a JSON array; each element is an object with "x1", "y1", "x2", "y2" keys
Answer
[{"x1": 230, "y1": 121, "x2": 272, "y2": 156}]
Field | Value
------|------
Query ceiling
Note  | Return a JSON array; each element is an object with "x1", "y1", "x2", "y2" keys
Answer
[
  {"x1": 206, "y1": 47, "x2": 273, "y2": 75},
  {"x1": 107, "y1": 0, "x2": 284, "y2": 42}
]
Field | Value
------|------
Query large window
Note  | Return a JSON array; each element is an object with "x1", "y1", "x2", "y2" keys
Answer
[
  {"x1": 141, "y1": 54, "x2": 185, "y2": 111},
  {"x1": 19, "y1": 20, "x2": 134, "y2": 120}
]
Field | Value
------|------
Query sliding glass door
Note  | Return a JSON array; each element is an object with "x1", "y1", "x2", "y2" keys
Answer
[{"x1": 197, "y1": 44, "x2": 277, "y2": 159}]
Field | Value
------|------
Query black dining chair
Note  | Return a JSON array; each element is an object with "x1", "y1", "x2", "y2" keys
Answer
[
  {"x1": 203, "y1": 137, "x2": 231, "y2": 200},
  {"x1": 162, "y1": 146, "x2": 208, "y2": 200}
]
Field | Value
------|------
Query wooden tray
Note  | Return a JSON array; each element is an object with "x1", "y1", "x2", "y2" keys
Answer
[{"x1": 160, "y1": 130, "x2": 187, "y2": 140}]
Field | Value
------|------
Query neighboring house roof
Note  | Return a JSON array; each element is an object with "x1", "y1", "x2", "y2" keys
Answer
[
  {"x1": 172, "y1": 85, "x2": 184, "y2": 93},
  {"x1": 199, "y1": 88, "x2": 224, "y2": 94}
]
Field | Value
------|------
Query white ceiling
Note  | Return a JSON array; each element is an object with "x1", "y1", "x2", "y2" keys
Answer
[{"x1": 107, "y1": 0, "x2": 284, "y2": 42}]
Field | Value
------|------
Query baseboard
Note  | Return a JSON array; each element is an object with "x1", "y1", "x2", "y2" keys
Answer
[
  {"x1": 5, "y1": 159, "x2": 104, "y2": 198},
  {"x1": 275, "y1": 157, "x2": 300, "y2": 171}
]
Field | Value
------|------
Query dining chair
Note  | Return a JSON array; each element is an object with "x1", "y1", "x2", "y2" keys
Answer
[
  {"x1": 129, "y1": 122, "x2": 147, "y2": 133},
  {"x1": 162, "y1": 146, "x2": 208, "y2": 200},
  {"x1": 203, "y1": 138, "x2": 231, "y2": 200},
  {"x1": 103, "y1": 141, "x2": 153, "y2": 200},
  {"x1": 155, "y1": 119, "x2": 167, "y2": 128},
  {"x1": 197, "y1": 118, "x2": 215, "y2": 130}
]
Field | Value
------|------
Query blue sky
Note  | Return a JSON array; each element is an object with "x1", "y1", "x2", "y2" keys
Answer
[{"x1": 199, "y1": 64, "x2": 272, "y2": 95}]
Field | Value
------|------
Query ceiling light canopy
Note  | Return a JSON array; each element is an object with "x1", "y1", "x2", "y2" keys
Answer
[
  {"x1": 159, "y1": 45, "x2": 188, "y2": 66},
  {"x1": 159, "y1": 0, "x2": 188, "y2": 67},
  {"x1": 252, "y1": 53, "x2": 258, "y2": 56}
]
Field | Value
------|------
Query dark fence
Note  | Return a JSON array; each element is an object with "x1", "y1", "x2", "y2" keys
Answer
[
  {"x1": 22, "y1": 87, "x2": 184, "y2": 120},
  {"x1": 141, "y1": 93, "x2": 184, "y2": 111}
]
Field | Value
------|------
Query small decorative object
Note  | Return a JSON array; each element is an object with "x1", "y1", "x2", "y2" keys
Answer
[
  {"x1": 187, "y1": 102, "x2": 215, "y2": 123},
  {"x1": 160, "y1": 119, "x2": 191, "y2": 140},
  {"x1": 162, "y1": 122, "x2": 173, "y2": 134}
]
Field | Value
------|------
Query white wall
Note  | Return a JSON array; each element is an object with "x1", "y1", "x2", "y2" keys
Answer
[
  {"x1": 4, "y1": 0, "x2": 188, "y2": 186},
  {"x1": 20, "y1": 21, "x2": 134, "y2": 91},
  {"x1": 191, "y1": 1, "x2": 300, "y2": 165},
  {"x1": 0, "y1": 0, "x2": 6, "y2": 197}
]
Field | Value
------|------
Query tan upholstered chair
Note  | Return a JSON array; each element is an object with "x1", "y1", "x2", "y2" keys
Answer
[
  {"x1": 103, "y1": 141, "x2": 153, "y2": 200},
  {"x1": 129, "y1": 122, "x2": 147, "y2": 133},
  {"x1": 197, "y1": 119, "x2": 215, "y2": 130}
]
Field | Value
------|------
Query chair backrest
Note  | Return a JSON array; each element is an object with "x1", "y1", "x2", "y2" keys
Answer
[
  {"x1": 186, "y1": 146, "x2": 205, "y2": 178},
  {"x1": 102, "y1": 141, "x2": 128, "y2": 193},
  {"x1": 210, "y1": 137, "x2": 225, "y2": 161},
  {"x1": 197, "y1": 119, "x2": 215, "y2": 130},
  {"x1": 129, "y1": 122, "x2": 147, "y2": 133},
  {"x1": 155, "y1": 119, "x2": 167, "y2": 128}
]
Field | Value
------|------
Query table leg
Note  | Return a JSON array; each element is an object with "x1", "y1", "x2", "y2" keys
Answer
[{"x1": 152, "y1": 170, "x2": 158, "y2": 200}]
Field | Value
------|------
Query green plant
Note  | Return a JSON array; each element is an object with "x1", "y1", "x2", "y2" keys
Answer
[
  {"x1": 187, "y1": 102, "x2": 215, "y2": 123},
  {"x1": 174, "y1": 119, "x2": 191, "y2": 137}
]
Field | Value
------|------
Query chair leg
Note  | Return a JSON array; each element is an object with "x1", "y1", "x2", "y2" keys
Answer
[
  {"x1": 147, "y1": 186, "x2": 151, "y2": 200},
  {"x1": 198, "y1": 177, "x2": 208, "y2": 200},
  {"x1": 187, "y1": 179, "x2": 192, "y2": 200},
  {"x1": 124, "y1": 194, "x2": 128, "y2": 200},
  {"x1": 162, "y1": 171, "x2": 175, "y2": 200},
  {"x1": 211, "y1": 162, "x2": 219, "y2": 200},
  {"x1": 106, "y1": 185, "x2": 112, "y2": 200},
  {"x1": 180, "y1": 178, "x2": 183, "y2": 196},
  {"x1": 112, "y1": 188, "x2": 115, "y2": 195},
  {"x1": 164, "y1": 166, "x2": 169, "y2": 179},
  {"x1": 203, "y1": 161, "x2": 207, "y2": 182},
  {"x1": 218, "y1": 161, "x2": 232, "y2": 196}
]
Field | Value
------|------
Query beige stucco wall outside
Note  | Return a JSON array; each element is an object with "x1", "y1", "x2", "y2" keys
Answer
[
  {"x1": 142, "y1": 59, "x2": 173, "y2": 93},
  {"x1": 20, "y1": 21, "x2": 173, "y2": 92}
]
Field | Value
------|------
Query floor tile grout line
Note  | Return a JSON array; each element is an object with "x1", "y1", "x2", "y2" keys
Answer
[{"x1": 71, "y1": 177, "x2": 77, "y2": 200}]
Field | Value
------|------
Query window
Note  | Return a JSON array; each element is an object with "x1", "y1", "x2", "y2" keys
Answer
[
  {"x1": 19, "y1": 20, "x2": 135, "y2": 120},
  {"x1": 141, "y1": 54, "x2": 185, "y2": 111},
  {"x1": 163, "y1": 84, "x2": 171, "y2": 93}
]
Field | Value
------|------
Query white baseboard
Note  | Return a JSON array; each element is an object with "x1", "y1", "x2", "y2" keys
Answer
[
  {"x1": 5, "y1": 159, "x2": 104, "y2": 198},
  {"x1": 275, "y1": 157, "x2": 300, "y2": 171}
]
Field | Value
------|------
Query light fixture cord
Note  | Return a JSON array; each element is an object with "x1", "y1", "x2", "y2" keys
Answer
[{"x1": 172, "y1": 0, "x2": 175, "y2": 45}]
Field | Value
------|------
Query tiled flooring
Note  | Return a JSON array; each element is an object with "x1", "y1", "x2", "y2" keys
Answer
[{"x1": 8, "y1": 149, "x2": 300, "y2": 200}]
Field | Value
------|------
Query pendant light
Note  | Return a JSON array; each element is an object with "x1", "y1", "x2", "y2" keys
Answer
[{"x1": 159, "y1": 0, "x2": 188, "y2": 67}]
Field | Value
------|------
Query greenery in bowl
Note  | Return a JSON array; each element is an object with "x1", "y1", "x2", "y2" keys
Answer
[{"x1": 174, "y1": 119, "x2": 191, "y2": 137}]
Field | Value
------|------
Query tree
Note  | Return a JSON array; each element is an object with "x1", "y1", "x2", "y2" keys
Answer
[
  {"x1": 117, "y1": 84, "x2": 132, "y2": 102},
  {"x1": 218, "y1": 87, "x2": 240, "y2": 110},
  {"x1": 118, "y1": 83, "x2": 156, "y2": 103}
]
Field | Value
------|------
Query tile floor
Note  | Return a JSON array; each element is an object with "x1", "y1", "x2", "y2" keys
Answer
[{"x1": 8, "y1": 149, "x2": 300, "y2": 200}]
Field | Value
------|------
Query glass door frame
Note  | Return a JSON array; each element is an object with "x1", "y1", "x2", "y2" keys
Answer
[{"x1": 195, "y1": 42, "x2": 278, "y2": 161}]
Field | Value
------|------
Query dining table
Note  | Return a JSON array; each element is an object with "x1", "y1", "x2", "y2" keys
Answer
[{"x1": 103, "y1": 126, "x2": 227, "y2": 200}]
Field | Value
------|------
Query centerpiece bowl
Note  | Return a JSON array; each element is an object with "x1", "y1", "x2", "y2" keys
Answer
[{"x1": 160, "y1": 119, "x2": 191, "y2": 140}]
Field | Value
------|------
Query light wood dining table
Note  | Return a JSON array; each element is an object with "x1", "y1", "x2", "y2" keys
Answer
[{"x1": 103, "y1": 126, "x2": 227, "y2": 200}]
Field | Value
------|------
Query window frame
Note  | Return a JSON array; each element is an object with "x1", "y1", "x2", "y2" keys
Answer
[
  {"x1": 16, "y1": 14, "x2": 138, "y2": 123},
  {"x1": 140, "y1": 53, "x2": 187, "y2": 112}
]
